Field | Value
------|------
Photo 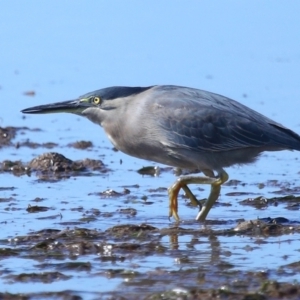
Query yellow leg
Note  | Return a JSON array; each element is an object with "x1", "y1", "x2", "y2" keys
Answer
[
  {"x1": 181, "y1": 184, "x2": 201, "y2": 209},
  {"x1": 168, "y1": 170, "x2": 229, "y2": 221},
  {"x1": 196, "y1": 170, "x2": 228, "y2": 221}
]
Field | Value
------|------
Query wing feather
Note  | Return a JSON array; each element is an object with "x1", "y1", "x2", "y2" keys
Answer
[{"x1": 152, "y1": 86, "x2": 300, "y2": 152}]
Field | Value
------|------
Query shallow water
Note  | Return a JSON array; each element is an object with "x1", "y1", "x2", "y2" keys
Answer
[
  {"x1": 1, "y1": 1, "x2": 300, "y2": 299},
  {"x1": 1, "y1": 120, "x2": 300, "y2": 299}
]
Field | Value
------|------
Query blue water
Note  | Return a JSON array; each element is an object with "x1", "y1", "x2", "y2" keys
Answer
[{"x1": 1, "y1": 1, "x2": 300, "y2": 297}]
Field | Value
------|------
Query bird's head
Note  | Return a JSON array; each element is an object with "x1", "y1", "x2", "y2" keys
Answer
[{"x1": 21, "y1": 86, "x2": 153, "y2": 126}]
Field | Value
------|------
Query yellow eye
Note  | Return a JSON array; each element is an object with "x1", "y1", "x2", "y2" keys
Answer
[{"x1": 93, "y1": 97, "x2": 101, "y2": 105}]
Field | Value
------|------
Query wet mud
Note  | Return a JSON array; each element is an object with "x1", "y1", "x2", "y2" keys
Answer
[{"x1": 1, "y1": 126, "x2": 300, "y2": 299}]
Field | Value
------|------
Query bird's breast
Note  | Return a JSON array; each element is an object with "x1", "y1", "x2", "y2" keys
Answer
[{"x1": 106, "y1": 133, "x2": 119, "y2": 148}]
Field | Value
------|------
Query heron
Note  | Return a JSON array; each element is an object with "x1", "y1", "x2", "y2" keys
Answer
[{"x1": 21, "y1": 85, "x2": 300, "y2": 221}]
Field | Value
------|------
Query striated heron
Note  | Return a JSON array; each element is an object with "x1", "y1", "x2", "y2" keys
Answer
[{"x1": 21, "y1": 85, "x2": 300, "y2": 221}]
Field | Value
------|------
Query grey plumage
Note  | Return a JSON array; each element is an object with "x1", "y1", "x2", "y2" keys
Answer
[{"x1": 22, "y1": 85, "x2": 300, "y2": 221}]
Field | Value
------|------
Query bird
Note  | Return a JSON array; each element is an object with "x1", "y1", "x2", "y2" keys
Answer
[{"x1": 21, "y1": 85, "x2": 300, "y2": 221}]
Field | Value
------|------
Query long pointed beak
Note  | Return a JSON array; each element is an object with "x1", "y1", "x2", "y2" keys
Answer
[{"x1": 21, "y1": 99, "x2": 90, "y2": 114}]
